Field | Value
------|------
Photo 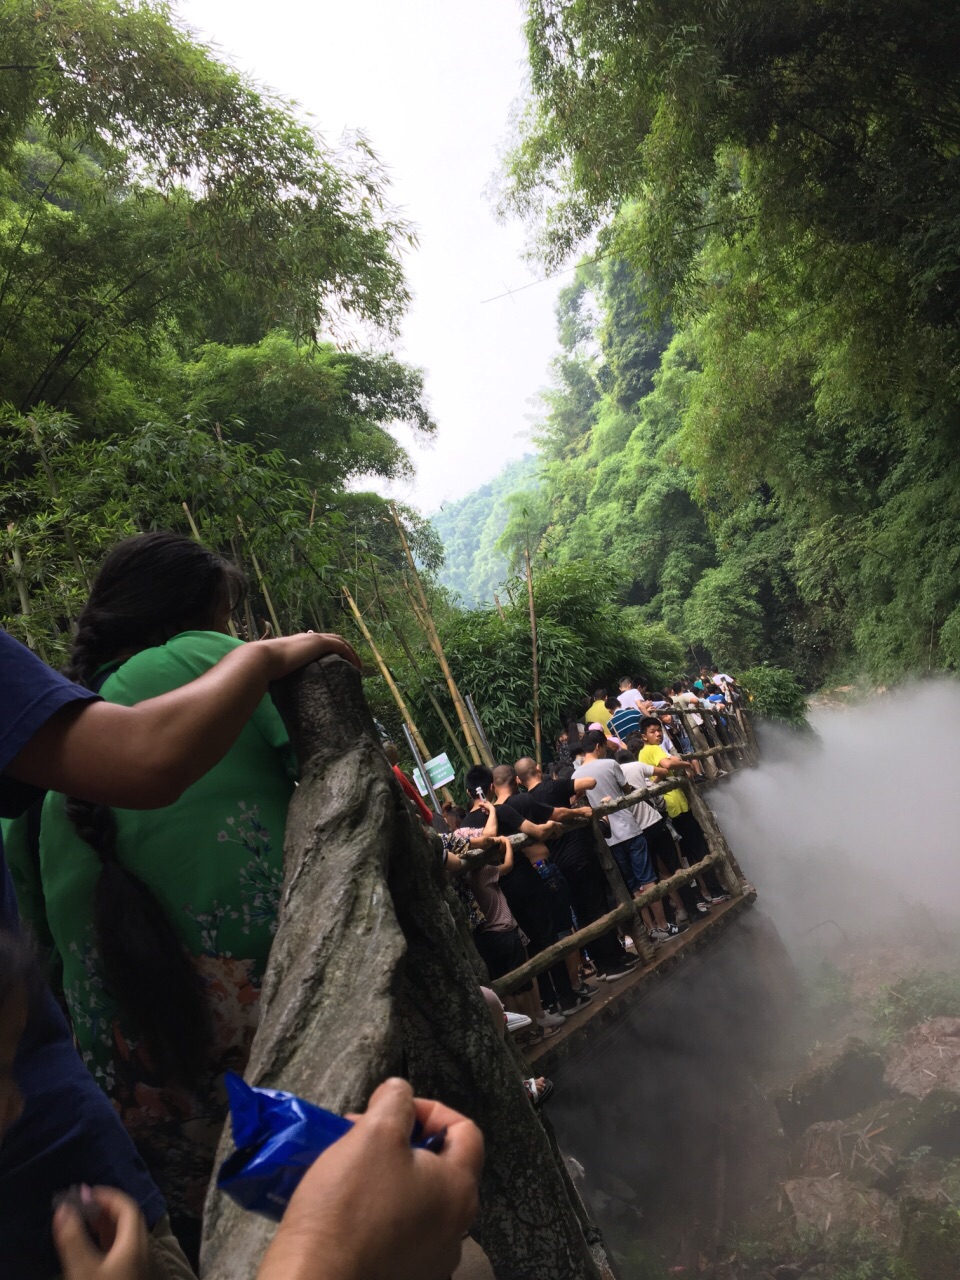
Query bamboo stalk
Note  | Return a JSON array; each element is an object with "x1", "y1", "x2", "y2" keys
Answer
[
  {"x1": 493, "y1": 593, "x2": 506, "y2": 622},
  {"x1": 524, "y1": 545, "x2": 542, "y2": 768},
  {"x1": 389, "y1": 512, "x2": 484, "y2": 766},
  {"x1": 181, "y1": 502, "x2": 239, "y2": 639},
  {"x1": 6, "y1": 524, "x2": 43, "y2": 657},
  {"x1": 26, "y1": 415, "x2": 89, "y2": 590},
  {"x1": 388, "y1": 616, "x2": 471, "y2": 770},
  {"x1": 342, "y1": 586, "x2": 431, "y2": 759},
  {"x1": 236, "y1": 516, "x2": 282, "y2": 637}
]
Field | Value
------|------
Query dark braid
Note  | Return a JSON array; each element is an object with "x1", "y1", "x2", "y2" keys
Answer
[{"x1": 63, "y1": 532, "x2": 247, "y2": 1086}]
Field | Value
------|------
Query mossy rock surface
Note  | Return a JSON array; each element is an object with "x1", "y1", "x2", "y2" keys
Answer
[
  {"x1": 775, "y1": 1037, "x2": 888, "y2": 1140},
  {"x1": 792, "y1": 1090, "x2": 960, "y2": 1191},
  {"x1": 899, "y1": 1196, "x2": 960, "y2": 1280}
]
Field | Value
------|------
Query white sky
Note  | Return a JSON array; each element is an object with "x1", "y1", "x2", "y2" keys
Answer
[{"x1": 177, "y1": 0, "x2": 562, "y2": 514}]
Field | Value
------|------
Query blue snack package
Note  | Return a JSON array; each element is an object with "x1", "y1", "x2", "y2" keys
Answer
[{"x1": 217, "y1": 1073, "x2": 445, "y2": 1221}]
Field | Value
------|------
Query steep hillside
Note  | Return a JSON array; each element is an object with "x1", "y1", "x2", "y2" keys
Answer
[{"x1": 431, "y1": 455, "x2": 538, "y2": 605}]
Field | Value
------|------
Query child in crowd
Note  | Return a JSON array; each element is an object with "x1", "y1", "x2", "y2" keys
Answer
[{"x1": 636, "y1": 719, "x2": 730, "y2": 905}]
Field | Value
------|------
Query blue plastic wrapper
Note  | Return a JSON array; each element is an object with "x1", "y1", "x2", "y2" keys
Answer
[{"x1": 217, "y1": 1072, "x2": 445, "y2": 1221}]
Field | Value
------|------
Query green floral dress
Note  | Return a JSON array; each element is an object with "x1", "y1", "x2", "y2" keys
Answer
[{"x1": 38, "y1": 630, "x2": 295, "y2": 1251}]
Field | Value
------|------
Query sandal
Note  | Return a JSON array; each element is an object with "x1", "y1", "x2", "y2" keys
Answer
[{"x1": 524, "y1": 1077, "x2": 555, "y2": 1108}]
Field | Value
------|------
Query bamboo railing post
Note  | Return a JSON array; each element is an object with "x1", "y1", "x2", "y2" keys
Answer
[
  {"x1": 524, "y1": 545, "x2": 542, "y2": 768},
  {"x1": 705, "y1": 705, "x2": 737, "y2": 773},
  {"x1": 590, "y1": 814, "x2": 656, "y2": 964},
  {"x1": 389, "y1": 504, "x2": 485, "y2": 766},
  {"x1": 680, "y1": 780, "x2": 746, "y2": 895}
]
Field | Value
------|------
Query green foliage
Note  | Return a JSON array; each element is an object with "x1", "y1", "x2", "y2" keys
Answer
[
  {"x1": 481, "y1": 0, "x2": 960, "y2": 690},
  {"x1": 0, "y1": 2, "x2": 437, "y2": 671},
  {"x1": 874, "y1": 970, "x2": 960, "y2": 1039},
  {"x1": 738, "y1": 667, "x2": 808, "y2": 727},
  {"x1": 430, "y1": 456, "x2": 540, "y2": 605}
]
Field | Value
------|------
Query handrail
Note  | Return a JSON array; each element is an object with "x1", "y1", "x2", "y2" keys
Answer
[{"x1": 491, "y1": 852, "x2": 724, "y2": 997}]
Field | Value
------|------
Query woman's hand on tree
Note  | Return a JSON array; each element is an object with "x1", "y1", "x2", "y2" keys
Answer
[
  {"x1": 258, "y1": 632, "x2": 361, "y2": 678},
  {"x1": 257, "y1": 1077, "x2": 483, "y2": 1280}
]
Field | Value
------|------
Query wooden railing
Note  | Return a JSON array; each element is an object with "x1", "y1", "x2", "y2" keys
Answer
[{"x1": 483, "y1": 699, "x2": 756, "y2": 999}]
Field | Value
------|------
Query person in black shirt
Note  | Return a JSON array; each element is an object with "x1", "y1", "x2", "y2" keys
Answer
[
  {"x1": 462, "y1": 767, "x2": 585, "y2": 1016},
  {"x1": 512, "y1": 759, "x2": 635, "y2": 981}
]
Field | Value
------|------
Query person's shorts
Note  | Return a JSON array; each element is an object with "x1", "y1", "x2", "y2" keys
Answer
[
  {"x1": 610, "y1": 833, "x2": 655, "y2": 892},
  {"x1": 474, "y1": 926, "x2": 532, "y2": 991}
]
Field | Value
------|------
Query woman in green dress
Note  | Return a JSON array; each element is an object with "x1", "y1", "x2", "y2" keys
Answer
[{"x1": 36, "y1": 533, "x2": 333, "y2": 1264}]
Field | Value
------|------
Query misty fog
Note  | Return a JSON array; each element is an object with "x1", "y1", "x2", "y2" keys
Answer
[{"x1": 713, "y1": 680, "x2": 960, "y2": 955}]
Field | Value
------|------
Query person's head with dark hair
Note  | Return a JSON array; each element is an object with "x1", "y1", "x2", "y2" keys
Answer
[
  {"x1": 65, "y1": 532, "x2": 246, "y2": 686},
  {"x1": 465, "y1": 765, "x2": 493, "y2": 802},
  {"x1": 514, "y1": 757, "x2": 539, "y2": 787},
  {"x1": 636, "y1": 676, "x2": 649, "y2": 692},
  {"x1": 491, "y1": 764, "x2": 517, "y2": 798},
  {"x1": 672, "y1": 681, "x2": 684, "y2": 695},
  {"x1": 580, "y1": 729, "x2": 607, "y2": 758},
  {"x1": 554, "y1": 762, "x2": 575, "y2": 783},
  {"x1": 0, "y1": 929, "x2": 43, "y2": 1136},
  {"x1": 592, "y1": 688, "x2": 607, "y2": 702},
  {"x1": 614, "y1": 749, "x2": 633, "y2": 764},
  {"x1": 441, "y1": 801, "x2": 466, "y2": 832},
  {"x1": 604, "y1": 697, "x2": 620, "y2": 713},
  {"x1": 63, "y1": 532, "x2": 248, "y2": 1085},
  {"x1": 625, "y1": 731, "x2": 644, "y2": 757},
  {"x1": 639, "y1": 717, "x2": 664, "y2": 746},
  {"x1": 618, "y1": 676, "x2": 633, "y2": 691}
]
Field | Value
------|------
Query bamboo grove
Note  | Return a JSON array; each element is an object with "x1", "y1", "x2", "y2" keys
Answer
[{"x1": 435, "y1": 0, "x2": 960, "y2": 701}]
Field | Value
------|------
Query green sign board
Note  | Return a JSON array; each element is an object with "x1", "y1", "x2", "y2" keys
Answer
[{"x1": 413, "y1": 752, "x2": 455, "y2": 796}]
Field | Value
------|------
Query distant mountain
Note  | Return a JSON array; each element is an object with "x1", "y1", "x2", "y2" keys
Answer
[{"x1": 431, "y1": 455, "x2": 539, "y2": 605}]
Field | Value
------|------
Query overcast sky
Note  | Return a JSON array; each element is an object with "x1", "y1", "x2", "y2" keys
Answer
[{"x1": 178, "y1": 0, "x2": 561, "y2": 514}]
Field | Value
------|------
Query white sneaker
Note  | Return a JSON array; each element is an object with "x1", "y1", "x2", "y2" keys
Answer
[
  {"x1": 537, "y1": 1010, "x2": 566, "y2": 1028},
  {"x1": 505, "y1": 1012, "x2": 533, "y2": 1033}
]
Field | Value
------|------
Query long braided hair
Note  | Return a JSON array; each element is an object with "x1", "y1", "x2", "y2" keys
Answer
[{"x1": 64, "y1": 533, "x2": 246, "y2": 1085}]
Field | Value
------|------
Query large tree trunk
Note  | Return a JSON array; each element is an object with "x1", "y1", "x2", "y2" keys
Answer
[{"x1": 201, "y1": 656, "x2": 606, "y2": 1280}]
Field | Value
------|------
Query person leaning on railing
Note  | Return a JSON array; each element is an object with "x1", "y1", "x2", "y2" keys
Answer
[{"x1": 635, "y1": 718, "x2": 730, "y2": 907}]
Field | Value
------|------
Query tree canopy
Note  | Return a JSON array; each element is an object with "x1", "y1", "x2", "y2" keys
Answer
[{"x1": 472, "y1": 0, "x2": 960, "y2": 686}]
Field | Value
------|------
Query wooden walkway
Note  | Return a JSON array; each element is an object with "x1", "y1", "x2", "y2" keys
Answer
[{"x1": 524, "y1": 886, "x2": 758, "y2": 1075}]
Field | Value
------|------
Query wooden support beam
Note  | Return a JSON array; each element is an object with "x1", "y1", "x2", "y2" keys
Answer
[
  {"x1": 679, "y1": 779, "x2": 746, "y2": 895},
  {"x1": 492, "y1": 853, "x2": 724, "y2": 997}
]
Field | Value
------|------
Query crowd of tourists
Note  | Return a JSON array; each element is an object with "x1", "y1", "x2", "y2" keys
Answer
[
  {"x1": 0, "y1": 531, "x2": 741, "y2": 1278},
  {"x1": 430, "y1": 674, "x2": 740, "y2": 1092}
]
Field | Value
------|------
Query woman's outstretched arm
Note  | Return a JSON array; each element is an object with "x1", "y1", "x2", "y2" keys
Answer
[{"x1": 7, "y1": 634, "x2": 359, "y2": 808}]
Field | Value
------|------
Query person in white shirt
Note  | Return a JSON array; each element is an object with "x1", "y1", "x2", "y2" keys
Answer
[
  {"x1": 618, "y1": 750, "x2": 710, "y2": 923},
  {"x1": 616, "y1": 676, "x2": 645, "y2": 710}
]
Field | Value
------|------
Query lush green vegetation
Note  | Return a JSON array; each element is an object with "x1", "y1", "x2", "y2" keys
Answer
[
  {"x1": 431, "y1": 455, "x2": 538, "y2": 605},
  {"x1": 456, "y1": 0, "x2": 960, "y2": 692},
  {"x1": 0, "y1": 0, "x2": 438, "y2": 665}
]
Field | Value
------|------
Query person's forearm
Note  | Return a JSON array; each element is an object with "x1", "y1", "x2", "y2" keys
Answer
[
  {"x1": 9, "y1": 634, "x2": 358, "y2": 808},
  {"x1": 11, "y1": 642, "x2": 280, "y2": 807}
]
